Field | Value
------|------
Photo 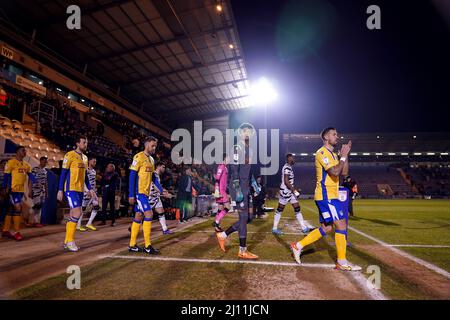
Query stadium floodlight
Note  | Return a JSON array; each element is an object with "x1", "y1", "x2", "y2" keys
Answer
[
  {"x1": 427, "y1": 153, "x2": 435, "y2": 155},
  {"x1": 441, "y1": 153, "x2": 449, "y2": 155},
  {"x1": 401, "y1": 153, "x2": 409, "y2": 155},
  {"x1": 250, "y1": 77, "x2": 278, "y2": 106},
  {"x1": 388, "y1": 153, "x2": 396, "y2": 155},
  {"x1": 376, "y1": 153, "x2": 383, "y2": 156},
  {"x1": 300, "y1": 153, "x2": 308, "y2": 156},
  {"x1": 362, "y1": 153, "x2": 370, "y2": 156},
  {"x1": 414, "y1": 152, "x2": 422, "y2": 155}
]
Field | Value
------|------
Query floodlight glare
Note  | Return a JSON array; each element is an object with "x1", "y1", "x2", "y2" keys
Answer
[{"x1": 250, "y1": 77, "x2": 278, "y2": 106}]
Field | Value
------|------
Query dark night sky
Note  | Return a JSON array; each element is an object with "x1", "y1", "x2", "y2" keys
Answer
[{"x1": 230, "y1": 0, "x2": 450, "y2": 133}]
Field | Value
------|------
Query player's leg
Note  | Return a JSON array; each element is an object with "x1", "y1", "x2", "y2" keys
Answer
[
  {"x1": 292, "y1": 201, "x2": 310, "y2": 234},
  {"x1": 11, "y1": 202, "x2": 23, "y2": 240},
  {"x1": 331, "y1": 200, "x2": 360, "y2": 271},
  {"x1": 237, "y1": 197, "x2": 258, "y2": 259},
  {"x1": 77, "y1": 210, "x2": 85, "y2": 231},
  {"x1": 290, "y1": 200, "x2": 333, "y2": 264},
  {"x1": 156, "y1": 203, "x2": 172, "y2": 234},
  {"x1": 100, "y1": 193, "x2": 108, "y2": 225},
  {"x1": 135, "y1": 194, "x2": 158, "y2": 254},
  {"x1": 213, "y1": 200, "x2": 230, "y2": 232},
  {"x1": 272, "y1": 201, "x2": 285, "y2": 235},
  {"x1": 64, "y1": 192, "x2": 84, "y2": 251},
  {"x1": 86, "y1": 200, "x2": 99, "y2": 230},
  {"x1": 2, "y1": 195, "x2": 13, "y2": 237},
  {"x1": 129, "y1": 210, "x2": 143, "y2": 251},
  {"x1": 33, "y1": 195, "x2": 44, "y2": 227}
]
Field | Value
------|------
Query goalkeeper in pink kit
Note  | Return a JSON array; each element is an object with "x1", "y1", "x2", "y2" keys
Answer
[{"x1": 212, "y1": 153, "x2": 230, "y2": 232}]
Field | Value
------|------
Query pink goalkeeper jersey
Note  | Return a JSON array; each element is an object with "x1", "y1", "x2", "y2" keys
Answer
[{"x1": 215, "y1": 163, "x2": 228, "y2": 195}]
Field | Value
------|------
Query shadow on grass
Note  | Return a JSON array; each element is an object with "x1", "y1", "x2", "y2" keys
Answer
[{"x1": 350, "y1": 216, "x2": 400, "y2": 226}]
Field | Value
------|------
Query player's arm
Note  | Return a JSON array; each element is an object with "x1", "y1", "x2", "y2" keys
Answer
[
  {"x1": 3, "y1": 161, "x2": 11, "y2": 192},
  {"x1": 152, "y1": 172, "x2": 163, "y2": 193},
  {"x1": 128, "y1": 156, "x2": 141, "y2": 204},
  {"x1": 214, "y1": 165, "x2": 223, "y2": 181},
  {"x1": 326, "y1": 141, "x2": 352, "y2": 177},
  {"x1": 342, "y1": 158, "x2": 349, "y2": 177},
  {"x1": 57, "y1": 154, "x2": 72, "y2": 201}
]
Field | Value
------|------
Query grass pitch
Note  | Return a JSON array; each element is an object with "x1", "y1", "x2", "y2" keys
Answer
[{"x1": 12, "y1": 199, "x2": 450, "y2": 300}]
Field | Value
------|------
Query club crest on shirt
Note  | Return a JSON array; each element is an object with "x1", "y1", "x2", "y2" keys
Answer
[{"x1": 323, "y1": 157, "x2": 329, "y2": 165}]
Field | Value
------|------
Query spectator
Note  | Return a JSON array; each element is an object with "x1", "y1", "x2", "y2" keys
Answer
[
  {"x1": 99, "y1": 163, "x2": 120, "y2": 226},
  {"x1": 0, "y1": 159, "x2": 8, "y2": 223}
]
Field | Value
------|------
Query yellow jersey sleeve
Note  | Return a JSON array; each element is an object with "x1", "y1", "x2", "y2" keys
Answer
[
  {"x1": 4, "y1": 159, "x2": 13, "y2": 174},
  {"x1": 129, "y1": 154, "x2": 141, "y2": 172},
  {"x1": 62, "y1": 152, "x2": 73, "y2": 170},
  {"x1": 316, "y1": 149, "x2": 334, "y2": 171}
]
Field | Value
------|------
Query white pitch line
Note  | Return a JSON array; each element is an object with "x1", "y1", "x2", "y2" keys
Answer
[
  {"x1": 348, "y1": 226, "x2": 450, "y2": 279},
  {"x1": 348, "y1": 272, "x2": 388, "y2": 300},
  {"x1": 299, "y1": 203, "x2": 450, "y2": 280},
  {"x1": 100, "y1": 254, "x2": 336, "y2": 269},
  {"x1": 101, "y1": 254, "x2": 387, "y2": 300},
  {"x1": 387, "y1": 244, "x2": 450, "y2": 248}
]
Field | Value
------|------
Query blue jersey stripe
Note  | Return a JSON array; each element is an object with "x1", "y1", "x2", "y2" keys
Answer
[{"x1": 321, "y1": 167, "x2": 328, "y2": 200}]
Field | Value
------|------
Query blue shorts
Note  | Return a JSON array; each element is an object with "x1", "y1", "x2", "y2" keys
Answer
[
  {"x1": 315, "y1": 199, "x2": 347, "y2": 224},
  {"x1": 66, "y1": 191, "x2": 84, "y2": 209},
  {"x1": 9, "y1": 192, "x2": 24, "y2": 205},
  {"x1": 134, "y1": 193, "x2": 152, "y2": 213}
]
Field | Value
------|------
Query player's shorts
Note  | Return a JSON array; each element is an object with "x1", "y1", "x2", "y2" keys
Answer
[
  {"x1": 9, "y1": 192, "x2": 24, "y2": 205},
  {"x1": 216, "y1": 193, "x2": 229, "y2": 204},
  {"x1": 66, "y1": 191, "x2": 84, "y2": 209},
  {"x1": 315, "y1": 199, "x2": 347, "y2": 224},
  {"x1": 278, "y1": 189, "x2": 298, "y2": 206},
  {"x1": 134, "y1": 193, "x2": 151, "y2": 213},
  {"x1": 149, "y1": 196, "x2": 163, "y2": 210}
]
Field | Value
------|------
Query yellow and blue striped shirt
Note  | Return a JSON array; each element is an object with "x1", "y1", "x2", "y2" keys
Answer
[{"x1": 314, "y1": 146, "x2": 339, "y2": 201}]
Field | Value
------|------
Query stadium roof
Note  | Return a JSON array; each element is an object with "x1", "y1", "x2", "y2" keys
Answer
[{"x1": 0, "y1": 0, "x2": 251, "y2": 126}]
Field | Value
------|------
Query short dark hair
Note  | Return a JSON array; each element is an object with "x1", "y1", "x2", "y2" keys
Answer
[
  {"x1": 144, "y1": 136, "x2": 158, "y2": 144},
  {"x1": 16, "y1": 146, "x2": 25, "y2": 153},
  {"x1": 155, "y1": 161, "x2": 165, "y2": 168},
  {"x1": 223, "y1": 153, "x2": 228, "y2": 160},
  {"x1": 320, "y1": 127, "x2": 336, "y2": 140},
  {"x1": 39, "y1": 156, "x2": 48, "y2": 161},
  {"x1": 88, "y1": 155, "x2": 96, "y2": 161},
  {"x1": 76, "y1": 135, "x2": 87, "y2": 144},
  {"x1": 286, "y1": 153, "x2": 293, "y2": 161}
]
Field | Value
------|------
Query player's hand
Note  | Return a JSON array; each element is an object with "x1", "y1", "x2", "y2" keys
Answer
[
  {"x1": 294, "y1": 190, "x2": 300, "y2": 198},
  {"x1": 340, "y1": 143, "x2": 351, "y2": 158},
  {"x1": 128, "y1": 197, "x2": 135, "y2": 205},
  {"x1": 57, "y1": 190, "x2": 63, "y2": 202},
  {"x1": 90, "y1": 190, "x2": 98, "y2": 200}
]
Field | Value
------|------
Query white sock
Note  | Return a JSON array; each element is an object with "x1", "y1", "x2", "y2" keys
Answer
[
  {"x1": 296, "y1": 242, "x2": 303, "y2": 251},
  {"x1": 239, "y1": 246, "x2": 246, "y2": 253},
  {"x1": 295, "y1": 212, "x2": 306, "y2": 229},
  {"x1": 77, "y1": 212, "x2": 84, "y2": 228},
  {"x1": 87, "y1": 210, "x2": 97, "y2": 226},
  {"x1": 159, "y1": 215, "x2": 168, "y2": 231},
  {"x1": 220, "y1": 231, "x2": 227, "y2": 239},
  {"x1": 273, "y1": 211, "x2": 282, "y2": 229},
  {"x1": 34, "y1": 209, "x2": 41, "y2": 224}
]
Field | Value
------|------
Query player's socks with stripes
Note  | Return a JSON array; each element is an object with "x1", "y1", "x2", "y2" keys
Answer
[
  {"x1": 299, "y1": 227, "x2": 326, "y2": 248},
  {"x1": 335, "y1": 230, "x2": 347, "y2": 261},
  {"x1": 215, "y1": 207, "x2": 229, "y2": 224},
  {"x1": 129, "y1": 219, "x2": 141, "y2": 247},
  {"x1": 159, "y1": 215, "x2": 168, "y2": 232},
  {"x1": 2, "y1": 215, "x2": 12, "y2": 232},
  {"x1": 87, "y1": 210, "x2": 97, "y2": 226},
  {"x1": 12, "y1": 214, "x2": 22, "y2": 232},
  {"x1": 65, "y1": 217, "x2": 79, "y2": 243},
  {"x1": 143, "y1": 217, "x2": 152, "y2": 247},
  {"x1": 273, "y1": 210, "x2": 282, "y2": 229}
]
